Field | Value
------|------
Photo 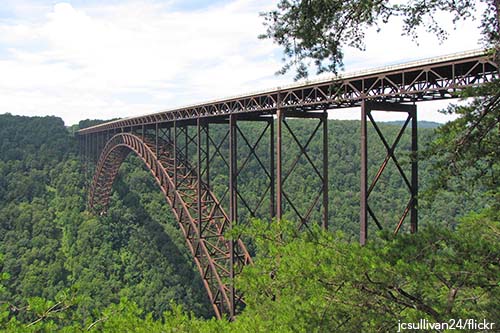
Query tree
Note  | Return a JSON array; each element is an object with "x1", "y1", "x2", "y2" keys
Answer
[
  {"x1": 233, "y1": 218, "x2": 499, "y2": 332},
  {"x1": 261, "y1": 0, "x2": 500, "y2": 199},
  {"x1": 260, "y1": 0, "x2": 498, "y2": 79},
  {"x1": 425, "y1": 83, "x2": 500, "y2": 207}
]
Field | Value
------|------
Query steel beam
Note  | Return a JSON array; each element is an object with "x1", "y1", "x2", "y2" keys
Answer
[
  {"x1": 411, "y1": 109, "x2": 418, "y2": 233},
  {"x1": 322, "y1": 109, "x2": 329, "y2": 230},
  {"x1": 232, "y1": 120, "x2": 273, "y2": 221},
  {"x1": 197, "y1": 118, "x2": 202, "y2": 239},
  {"x1": 360, "y1": 101, "x2": 418, "y2": 245},
  {"x1": 279, "y1": 115, "x2": 326, "y2": 229},
  {"x1": 173, "y1": 121, "x2": 178, "y2": 190},
  {"x1": 205, "y1": 123, "x2": 210, "y2": 188},
  {"x1": 76, "y1": 50, "x2": 497, "y2": 320},
  {"x1": 276, "y1": 108, "x2": 283, "y2": 221},
  {"x1": 228, "y1": 114, "x2": 237, "y2": 319},
  {"x1": 78, "y1": 51, "x2": 496, "y2": 135},
  {"x1": 360, "y1": 102, "x2": 368, "y2": 245},
  {"x1": 270, "y1": 118, "x2": 275, "y2": 218},
  {"x1": 84, "y1": 134, "x2": 88, "y2": 186},
  {"x1": 93, "y1": 133, "x2": 96, "y2": 164},
  {"x1": 155, "y1": 123, "x2": 159, "y2": 156}
]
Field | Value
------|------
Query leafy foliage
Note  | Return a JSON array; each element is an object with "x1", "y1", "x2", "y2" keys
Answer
[
  {"x1": 0, "y1": 114, "x2": 210, "y2": 330},
  {"x1": 0, "y1": 113, "x2": 497, "y2": 331},
  {"x1": 233, "y1": 215, "x2": 499, "y2": 332},
  {"x1": 423, "y1": 83, "x2": 499, "y2": 210},
  {"x1": 0, "y1": 2, "x2": 498, "y2": 330},
  {"x1": 261, "y1": 1, "x2": 500, "y2": 215},
  {"x1": 2, "y1": 216, "x2": 498, "y2": 332},
  {"x1": 260, "y1": 0, "x2": 495, "y2": 79}
]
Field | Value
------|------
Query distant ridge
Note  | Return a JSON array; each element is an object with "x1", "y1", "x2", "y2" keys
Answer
[{"x1": 384, "y1": 120, "x2": 442, "y2": 129}]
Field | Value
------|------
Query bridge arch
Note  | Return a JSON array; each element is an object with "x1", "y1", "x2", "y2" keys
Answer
[{"x1": 88, "y1": 132, "x2": 251, "y2": 319}]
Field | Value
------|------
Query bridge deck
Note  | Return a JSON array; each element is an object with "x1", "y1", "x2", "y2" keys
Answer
[
  {"x1": 78, "y1": 49, "x2": 498, "y2": 319},
  {"x1": 78, "y1": 49, "x2": 497, "y2": 135}
]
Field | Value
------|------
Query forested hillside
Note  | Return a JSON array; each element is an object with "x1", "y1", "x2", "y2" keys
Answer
[
  {"x1": 0, "y1": 114, "x2": 211, "y2": 330},
  {"x1": 0, "y1": 113, "x2": 497, "y2": 331}
]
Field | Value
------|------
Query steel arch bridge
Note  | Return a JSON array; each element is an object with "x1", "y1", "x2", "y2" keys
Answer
[{"x1": 78, "y1": 50, "x2": 498, "y2": 319}]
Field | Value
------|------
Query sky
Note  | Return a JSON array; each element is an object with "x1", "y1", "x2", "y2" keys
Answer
[{"x1": 0, "y1": 0, "x2": 487, "y2": 125}]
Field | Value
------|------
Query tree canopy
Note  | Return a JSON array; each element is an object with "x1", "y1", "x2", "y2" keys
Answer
[
  {"x1": 260, "y1": 0, "x2": 498, "y2": 79},
  {"x1": 0, "y1": 2, "x2": 499, "y2": 329},
  {"x1": 0, "y1": 113, "x2": 497, "y2": 331},
  {"x1": 261, "y1": 0, "x2": 500, "y2": 209}
]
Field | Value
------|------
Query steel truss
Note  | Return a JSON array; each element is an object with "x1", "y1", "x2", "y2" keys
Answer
[
  {"x1": 88, "y1": 130, "x2": 252, "y2": 319},
  {"x1": 79, "y1": 51, "x2": 496, "y2": 135},
  {"x1": 276, "y1": 109, "x2": 329, "y2": 230},
  {"x1": 83, "y1": 109, "x2": 330, "y2": 318},
  {"x1": 78, "y1": 51, "x2": 499, "y2": 319},
  {"x1": 360, "y1": 101, "x2": 418, "y2": 245}
]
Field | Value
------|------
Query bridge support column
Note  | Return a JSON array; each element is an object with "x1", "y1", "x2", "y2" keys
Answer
[
  {"x1": 205, "y1": 123, "x2": 210, "y2": 189},
  {"x1": 197, "y1": 118, "x2": 203, "y2": 240},
  {"x1": 360, "y1": 101, "x2": 418, "y2": 245},
  {"x1": 207, "y1": 116, "x2": 276, "y2": 226},
  {"x1": 360, "y1": 103, "x2": 368, "y2": 245},
  {"x1": 270, "y1": 118, "x2": 275, "y2": 219},
  {"x1": 173, "y1": 121, "x2": 178, "y2": 189},
  {"x1": 99, "y1": 132, "x2": 105, "y2": 160},
  {"x1": 411, "y1": 108, "x2": 418, "y2": 234},
  {"x1": 155, "y1": 123, "x2": 158, "y2": 156},
  {"x1": 228, "y1": 114, "x2": 237, "y2": 319},
  {"x1": 89, "y1": 133, "x2": 93, "y2": 165},
  {"x1": 276, "y1": 108, "x2": 283, "y2": 221},
  {"x1": 322, "y1": 109, "x2": 329, "y2": 231},
  {"x1": 274, "y1": 109, "x2": 329, "y2": 230},
  {"x1": 84, "y1": 134, "x2": 89, "y2": 188},
  {"x1": 91, "y1": 133, "x2": 96, "y2": 177}
]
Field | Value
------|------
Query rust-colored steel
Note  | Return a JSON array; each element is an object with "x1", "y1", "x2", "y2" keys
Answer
[
  {"x1": 322, "y1": 109, "x2": 329, "y2": 230},
  {"x1": 228, "y1": 114, "x2": 237, "y2": 318},
  {"x1": 278, "y1": 112, "x2": 328, "y2": 229},
  {"x1": 276, "y1": 108, "x2": 283, "y2": 221},
  {"x1": 360, "y1": 101, "x2": 368, "y2": 245},
  {"x1": 411, "y1": 109, "x2": 418, "y2": 234},
  {"x1": 173, "y1": 121, "x2": 178, "y2": 190},
  {"x1": 88, "y1": 132, "x2": 251, "y2": 319},
  {"x1": 78, "y1": 50, "x2": 499, "y2": 318},
  {"x1": 234, "y1": 119, "x2": 274, "y2": 219},
  {"x1": 270, "y1": 119, "x2": 275, "y2": 218},
  {"x1": 360, "y1": 101, "x2": 418, "y2": 245},
  {"x1": 79, "y1": 51, "x2": 497, "y2": 135}
]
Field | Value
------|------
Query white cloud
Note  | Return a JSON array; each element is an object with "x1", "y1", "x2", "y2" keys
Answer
[
  {"x1": 0, "y1": 0, "x2": 488, "y2": 125},
  {"x1": 342, "y1": 12, "x2": 483, "y2": 71},
  {"x1": 0, "y1": 0, "x2": 286, "y2": 124}
]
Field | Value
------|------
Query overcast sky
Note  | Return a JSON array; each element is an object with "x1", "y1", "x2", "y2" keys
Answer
[{"x1": 0, "y1": 0, "x2": 487, "y2": 125}]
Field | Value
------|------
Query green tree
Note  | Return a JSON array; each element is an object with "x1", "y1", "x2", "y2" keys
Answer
[
  {"x1": 233, "y1": 217, "x2": 499, "y2": 332},
  {"x1": 260, "y1": 0, "x2": 498, "y2": 79},
  {"x1": 261, "y1": 0, "x2": 500, "y2": 205}
]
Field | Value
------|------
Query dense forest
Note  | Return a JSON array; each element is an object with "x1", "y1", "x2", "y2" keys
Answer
[{"x1": 0, "y1": 113, "x2": 498, "y2": 332}]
